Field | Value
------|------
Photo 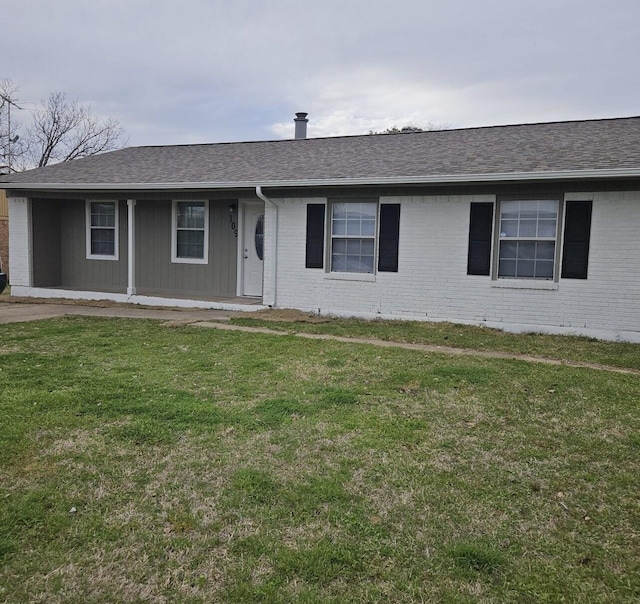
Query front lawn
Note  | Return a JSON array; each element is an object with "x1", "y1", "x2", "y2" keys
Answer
[{"x1": 1, "y1": 317, "x2": 638, "y2": 602}]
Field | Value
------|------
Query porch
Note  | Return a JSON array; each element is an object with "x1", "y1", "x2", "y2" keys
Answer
[{"x1": 23, "y1": 196, "x2": 266, "y2": 305}]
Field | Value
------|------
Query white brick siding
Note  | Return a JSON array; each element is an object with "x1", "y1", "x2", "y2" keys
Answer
[
  {"x1": 8, "y1": 197, "x2": 31, "y2": 287},
  {"x1": 270, "y1": 192, "x2": 640, "y2": 342},
  {"x1": 262, "y1": 200, "x2": 277, "y2": 306}
]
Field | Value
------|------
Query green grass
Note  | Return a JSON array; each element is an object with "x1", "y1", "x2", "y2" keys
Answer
[{"x1": 0, "y1": 316, "x2": 639, "y2": 602}]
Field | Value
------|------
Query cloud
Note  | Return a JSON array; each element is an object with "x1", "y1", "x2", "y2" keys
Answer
[
  {"x1": 270, "y1": 69, "x2": 453, "y2": 137},
  {"x1": 269, "y1": 69, "x2": 566, "y2": 138}
]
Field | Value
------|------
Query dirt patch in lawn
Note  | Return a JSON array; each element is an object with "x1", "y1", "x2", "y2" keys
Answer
[{"x1": 235, "y1": 308, "x2": 331, "y2": 323}]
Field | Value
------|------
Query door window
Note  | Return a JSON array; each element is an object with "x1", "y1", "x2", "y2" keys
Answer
[{"x1": 255, "y1": 214, "x2": 264, "y2": 261}]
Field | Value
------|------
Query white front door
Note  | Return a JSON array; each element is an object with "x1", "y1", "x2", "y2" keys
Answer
[{"x1": 242, "y1": 203, "x2": 264, "y2": 297}]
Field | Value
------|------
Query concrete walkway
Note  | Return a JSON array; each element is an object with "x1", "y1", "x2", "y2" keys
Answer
[
  {"x1": 191, "y1": 321, "x2": 640, "y2": 376},
  {"x1": 0, "y1": 300, "x2": 234, "y2": 324}
]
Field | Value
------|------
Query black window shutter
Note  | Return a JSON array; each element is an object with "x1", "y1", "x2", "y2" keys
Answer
[
  {"x1": 378, "y1": 204, "x2": 401, "y2": 272},
  {"x1": 467, "y1": 202, "x2": 494, "y2": 275},
  {"x1": 305, "y1": 203, "x2": 325, "y2": 268},
  {"x1": 562, "y1": 201, "x2": 592, "y2": 279}
]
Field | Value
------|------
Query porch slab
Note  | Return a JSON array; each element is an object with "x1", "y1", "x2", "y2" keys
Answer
[{"x1": 8, "y1": 287, "x2": 267, "y2": 313}]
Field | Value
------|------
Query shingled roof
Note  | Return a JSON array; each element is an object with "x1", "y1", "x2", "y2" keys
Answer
[{"x1": 3, "y1": 116, "x2": 640, "y2": 190}]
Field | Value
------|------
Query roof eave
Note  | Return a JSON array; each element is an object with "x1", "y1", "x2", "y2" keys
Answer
[{"x1": 3, "y1": 167, "x2": 640, "y2": 191}]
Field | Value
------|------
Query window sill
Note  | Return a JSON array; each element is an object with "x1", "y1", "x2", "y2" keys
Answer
[
  {"x1": 491, "y1": 279, "x2": 558, "y2": 290},
  {"x1": 325, "y1": 272, "x2": 376, "y2": 283},
  {"x1": 171, "y1": 258, "x2": 208, "y2": 265},
  {"x1": 87, "y1": 254, "x2": 119, "y2": 261}
]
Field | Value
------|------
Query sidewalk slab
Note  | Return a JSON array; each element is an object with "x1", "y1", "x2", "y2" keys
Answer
[
  {"x1": 0, "y1": 301, "x2": 234, "y2": 324},
  {"x1": 0, "y1": 304, "x2": 66, "y2": 324}
]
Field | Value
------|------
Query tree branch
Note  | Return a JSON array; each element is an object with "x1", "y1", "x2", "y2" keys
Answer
[{"x1": 28, "y1": 91, "x2": 126, "y2": 168}]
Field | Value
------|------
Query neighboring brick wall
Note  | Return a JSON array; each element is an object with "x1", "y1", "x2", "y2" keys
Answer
[
  {"x1": 0, "y1": 218, "x2": 8, "y2": 279},
  {"x1": 0, "y1": 189, "x2": 7, "y2": 280},
  {"x1": 270, "y1": 191, "x2": 640, "y2": 341}
]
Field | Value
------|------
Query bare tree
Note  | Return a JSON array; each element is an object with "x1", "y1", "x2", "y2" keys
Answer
[
  {"x1": 0, "y1": 79, "x2": 28, "y2": 173},
  {"x1": 1, "y1": 81, "x2": 127, "y2": 171},
  {"x1": 29, "y1": 92, "x2": 126, "y2": 167}
]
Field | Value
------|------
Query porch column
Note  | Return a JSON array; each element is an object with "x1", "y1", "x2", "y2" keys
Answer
[{"x1": 127, "y1": 199, "x2": 136, "y2": 295}]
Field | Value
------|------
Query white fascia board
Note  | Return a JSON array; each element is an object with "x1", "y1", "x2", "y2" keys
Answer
[{"x1": 3, "y1": 167, "x2": 640, "y2": 191}]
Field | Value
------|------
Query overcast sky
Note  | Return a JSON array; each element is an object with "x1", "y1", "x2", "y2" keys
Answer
[{"x1": 3, "y1": 0, "x2": 639, "y2": 147}]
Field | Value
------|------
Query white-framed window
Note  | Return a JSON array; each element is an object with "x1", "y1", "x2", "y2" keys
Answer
[
  {"x1": 330, "y1": 201, "x2": 377, "y2": 273},
  {"x1": 171, "y1": 200, "x2": 209, "y2": 264},
  {"x1": 497, "y1": 199, "x2": 559, "y2": 279},
  {"x1": 86, "y1": 200, "x2": 119, "y2": 260}
]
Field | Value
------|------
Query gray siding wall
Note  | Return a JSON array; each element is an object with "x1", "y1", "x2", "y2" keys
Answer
[
  {"x1": 32, "y1": 199, "x2": 62, "y2": 287},
  {"x1": 135, "y1": 200, "x2": 237, "y2": 297},
  {"x1": 60, "y1": 199, "x2": 128, "y2": 292}
]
